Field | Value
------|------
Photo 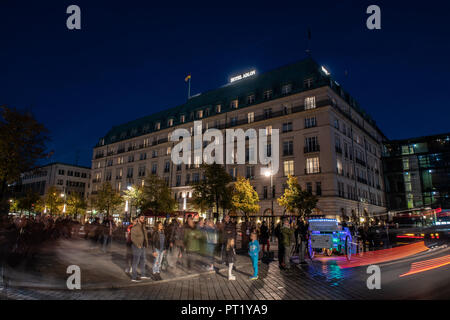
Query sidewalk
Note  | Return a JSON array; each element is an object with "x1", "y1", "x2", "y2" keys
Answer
[{"x1": 2, "y1": 238, "x2": 258, "y2": 290}]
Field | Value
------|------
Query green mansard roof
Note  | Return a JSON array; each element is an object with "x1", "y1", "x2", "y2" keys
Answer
[{"x1": 98, "y1": 57, "x2": 378, "y2": 147}]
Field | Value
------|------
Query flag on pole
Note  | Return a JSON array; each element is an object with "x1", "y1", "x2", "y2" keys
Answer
[{"x1": 185, "y1": 74, "x2": 191, "y2": 99}]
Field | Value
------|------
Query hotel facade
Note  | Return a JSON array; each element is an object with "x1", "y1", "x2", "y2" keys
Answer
[{"x1": 89, "y1": 58, "x2": 387, "y2": 221}]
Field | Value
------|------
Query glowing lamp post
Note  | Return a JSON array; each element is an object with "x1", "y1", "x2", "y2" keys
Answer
[{"x1": 264, "y1": 168, "x2": 274, "y2": 225}]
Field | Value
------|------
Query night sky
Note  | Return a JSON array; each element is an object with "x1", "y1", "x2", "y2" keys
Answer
[{"x1": 1, "y1": 0, "x2": 449, "y2": 168}]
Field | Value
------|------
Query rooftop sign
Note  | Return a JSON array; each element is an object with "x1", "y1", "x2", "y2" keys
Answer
[{"x1": 230, "y1": 69, "x2": 256, "y2": 83}]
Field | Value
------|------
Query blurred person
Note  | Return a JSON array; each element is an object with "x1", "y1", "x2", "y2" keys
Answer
[
  {"x1": 171, "y1": 219, "x2": 184, "y2": 265},
  {"x1": 248, "y1": 232, "x2": 260, "y2": 280},
  {"x1": 130, "y1": 214, "x2": 150, "y2": 282},
  {"x1": 197, "y1": 217, "x2": 207, "y2": 256},
  {"x1": 221, "y1": 215, "x2": 236, "y2": 263},
  {"x1": 125, "y1": 217, "x2": 138, "y2": 274},
  {"x1": 225, "y1": 237, "x2": 236, "y2": 280},
  {"x1": 184, "y1": 217, "x2": 201, "y2": 269},
  {"x1": 280, "y1": 218, "x2": 294, "y2": 269},
  {"x1": 151, "y1": 221, "x2": 166, "y2": 280},
  {"x1": 297, "y1": 218, "x2": 309, "y2": 264},
  {"x1": 102, "y1": 216, "x2": 116, "y2": 253},
  {"x1": 259, "y1": 221, "x2": 270, "y2": 255},
  {"x1": 204, "y1": 219, "x2": 218, "y2": 271}
]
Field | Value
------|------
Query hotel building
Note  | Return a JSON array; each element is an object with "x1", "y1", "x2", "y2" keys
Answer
[{"x1": 89, "y1": 58, "x2": 387, "y2": 221}]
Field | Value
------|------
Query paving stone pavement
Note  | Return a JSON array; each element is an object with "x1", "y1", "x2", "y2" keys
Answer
[
  {"x1": 1, "y1": 255, "x2": 382, "y2": 300},
  {"x1": 0, "y1": 235, "x2": 390, "y2": 300}
]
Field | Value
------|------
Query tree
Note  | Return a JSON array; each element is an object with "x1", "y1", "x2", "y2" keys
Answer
[
  {"x1": 142, "y1": 174, "x2": 176, "y2": 215},
  {"x1": 192, "y1": 163, "x2": 232, "y2": 218},
  {"x1": 277, "y1": 175, "x2": 318, "y2": 218},
  {"x1": 17, "y1": 192, "x2": 40, "y2": 215},
  {"x1": 231, "y1": 176, "x2": 260, "y2": 220},
  {"x1": 0, "y1": 106, "x2": 50, "y2": 213},
  {"x1": 44, "y1": 186, "x2": 64, "y2": 215},
  {"x1": 191, "y1": 180, "x2": 211, "y2": 215},
  {"x1": 93, "y1": 182, "x2": 123, "y2": 217},
  {"x1": 66, "y1": 193, "x2": 87, "y2": 218},
  {"x1": 35, "y1": 198, "x2": 46, "y2": 214},
  {"x1": 123, "y1": 185, "x2": 145, "y2": 216}
]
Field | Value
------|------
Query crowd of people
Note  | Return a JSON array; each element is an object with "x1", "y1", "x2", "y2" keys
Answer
[
  {"x1": 120, "y1": 214, "x2": 315, "y2": 282},
  {"x1": 0, "y1": 215, "x2": 80, "y2": 265},
  {"x1": 1, "y1": 212, "x2": 390, "y2": 284}
]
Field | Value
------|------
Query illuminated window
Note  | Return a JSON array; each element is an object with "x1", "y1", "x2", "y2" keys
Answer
[
  {"x1": 402, "y1": 158, "x2": 410, "y2": 170},
  {"x1": 305, "y1": 96, "x2": 316, "y2": 110},
  {"x1": 284, "y1": 160, "x2": 294, "y2": 176},
  {"x1": 247, "y1": 112, "x2": 254, "y2": 123},
  {"x1": 230, "y1": 99, "x2": 238, "y2": 109},
  {"x1": 306, "y1": 157, "x2": 320, "y2": 174},
  {"x1": 337, "y1": 158, "x2": 343, "y2": 175}
]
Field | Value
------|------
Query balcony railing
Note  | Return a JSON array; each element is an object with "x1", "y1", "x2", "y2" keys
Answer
[
  {"x1": 97, "y1": 98, "x2": 334, "y2": 150},
  {"x1": 304, "y1": 167, "x2": 321, "y2": 175},
  {"x1": 357, "y1": 177, "x2": 368, "y2": 184},
  {"x1": 304, "y1": 145, "x2": 320, "y2": 153},
  {"x1": 355, "y1": 158, "x2": 366, "y2": 167}
]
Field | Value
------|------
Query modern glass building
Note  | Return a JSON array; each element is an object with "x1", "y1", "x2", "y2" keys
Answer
[{"x1": 383, "y1": 133, "x2": 450, "y2": 211}]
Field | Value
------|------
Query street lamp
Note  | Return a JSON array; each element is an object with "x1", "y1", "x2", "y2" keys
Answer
[
  {"x1": 127, "y1": 185, "x2": 135, "y2": 220},
  {"x1": 60, "y1": 191, "x2": 66, "y2": 214},
  {"x1": 263, "y1": 167, "x2": 274, "y2": 226}
]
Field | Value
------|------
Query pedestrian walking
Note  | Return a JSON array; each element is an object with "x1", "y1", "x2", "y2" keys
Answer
[
  {"x1": 280, "y1": 218, "x2": 294, "y2": 269},
  {"x1": 102, "y1": 216, "x2": 116, "y2": 253},
  {"x1": 225, "y1": 237, "x2": 236, "y2": 280},
  {"x1": 248, "y1": 232, "x2": 260, "y2": 280},
  {"x1": 171, "y1": 219, "x2": 184, "y2": 265},
  {"x1": 221, "y1": 215, "x2": 236, "y2": 263},
  {"x1": 297, "y1": 218, "x2": 309, "y2": 264},
  {"x1": 130, "y1": 214, "x2": 150, "y2": 282},
  {"x1": 151, "y1": 221, "x2": 166, "y2": 280},
  {"x1": 259, "y1": 221, "x2": 270, "y2": 255},
  {"x1": 184, "y1": 217, "x2": 201, "y2": 269},
  {"x1": 125, "y1": 217, "x2": 138, "y2": 274},
  {"x1": 204, "y1": 219, "x2": 218, "y2": 271}
]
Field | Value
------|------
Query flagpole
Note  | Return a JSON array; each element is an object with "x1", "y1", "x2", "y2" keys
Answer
[
  {"x1": 188, "y1": 76, "x2": 191, "y2": 99},
  {"x1": 306, "y1": 28, "x2": 312, "y2": 57}
]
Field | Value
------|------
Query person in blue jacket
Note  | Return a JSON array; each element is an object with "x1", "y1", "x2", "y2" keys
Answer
[{"x1": 248, "y1": 232, "x2": 260, "y2": 280}]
